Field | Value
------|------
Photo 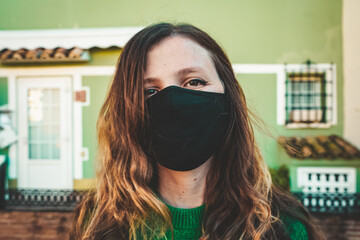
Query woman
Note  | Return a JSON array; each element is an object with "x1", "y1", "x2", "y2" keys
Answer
[{"x1": 69, "y1": 22, "x2": 323, "y2": 240}]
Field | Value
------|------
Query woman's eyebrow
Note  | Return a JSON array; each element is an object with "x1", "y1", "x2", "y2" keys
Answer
[
  {"x1": 144, "y1": 77, "x2": 159, "y2": 83},
  {"x1": 177, "y1": 66, "x2": 206, "y2": 77},
  {"x1": 144, "y1": 66, "x2": 207, "y2": 83}
]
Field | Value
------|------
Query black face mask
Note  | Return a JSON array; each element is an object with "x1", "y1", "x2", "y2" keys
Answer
[{"x1": 144, "y1": 85, "x2": 229, "y2": 171}]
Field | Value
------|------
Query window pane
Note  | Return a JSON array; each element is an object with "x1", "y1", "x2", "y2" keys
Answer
[
  {"x1": 27, "y1": 88, "x2": 61, "y2": 161},
  {"x1": 287, "y1": 72, "x2": 328, "y2": 124},
  {"x1": 29, "y1": 143, "x2": 38, "y2": 159}
]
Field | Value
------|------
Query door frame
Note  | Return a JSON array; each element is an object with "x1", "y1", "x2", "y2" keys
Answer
[
  {"x1": 17, "y1": 76, "x2": 72, "y2": 189},
  {"x1": 0, "y1": 66, "x2": 114, "y2": 184}
]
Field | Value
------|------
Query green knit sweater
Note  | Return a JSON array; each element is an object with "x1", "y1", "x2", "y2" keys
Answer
[{"x1": 137, "y1": 203, "x2": 309, "y2": 240}]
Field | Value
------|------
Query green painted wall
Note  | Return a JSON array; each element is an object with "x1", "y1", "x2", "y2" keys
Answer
[
  {"x1": 88, "y1": 48, "x2": 121, "y2": 66},
  {"x1": 0, "y1": 0, "x2": 343, "y2": 64},
  {"x1": 0, "y1": 77, "x2": 8, "y2": 180},
  {"x1": 0, "y1": 77, "x2": 7, "y2": 106},
  {"x1": 239, "y1": 74, "x2": 280, "y2": 169},
  {"x1": 0, "y1": 0, "x2": 351, "y2": 191},
  {"x1": 82, "y1": 75, "x2": 112, "y2": 178}
]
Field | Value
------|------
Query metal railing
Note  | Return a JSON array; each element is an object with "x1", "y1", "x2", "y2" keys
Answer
[
  {"x1": 0, "y1": 156, "x2": 7, "y2": 209},
  {"x1": 293, "y1": 192, "x2": 360, "y2": 215},
  {"x1": 0, "y1": 159, "x2": 359, "y2": 213},
  {"x1": 0, "y1": 188, "x2": 359, "y2": 214},
  {"x1": 3, "y1": 188, "x2": 87, "y2": 211}
]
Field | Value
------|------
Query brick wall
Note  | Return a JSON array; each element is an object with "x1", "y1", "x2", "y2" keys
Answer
[
  {"x1": 0, "y1": 211, "x2": 359, "y2": 240},
  {"x1": 313, "y1": 214, "x2": 360, "y2": 240},
  {"x1": 0, "y1": 211, "x2": 73, "y2": 240}
]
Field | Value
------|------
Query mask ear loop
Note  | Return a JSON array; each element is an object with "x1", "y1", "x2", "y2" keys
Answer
[
  {"x1": 142, "y1": 103, "x2": 153, "y2": 158},
  {"x1": 220, "y1": 78, "x2": 226, "y2": 94},
  {"x1": 221, "y1": 90, "x2": 233, "y2": 147},
  {"x1": 220, "y1": 77, "x2": 231, "y2": 114},
  {"x1": 142, "y1": 101, "x2": 163, "y2": 172}
]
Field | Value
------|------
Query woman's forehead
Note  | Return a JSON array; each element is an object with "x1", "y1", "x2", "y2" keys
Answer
[{"x1": 144, "y1": 36, "x2": 215, "y2": 79}]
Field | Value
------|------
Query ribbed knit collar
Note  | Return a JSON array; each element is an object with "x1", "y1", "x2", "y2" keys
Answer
[
  {"x1": 164, "y1": 203, "x2": 205, "y2": 230},
  {"x1": 152, "y1": 188, "x2": 205, "y2": 230}
]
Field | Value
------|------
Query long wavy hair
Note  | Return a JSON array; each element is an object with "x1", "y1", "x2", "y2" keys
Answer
[{"x1": 69, "y1": 22, "x2": 324, "y2": 240}]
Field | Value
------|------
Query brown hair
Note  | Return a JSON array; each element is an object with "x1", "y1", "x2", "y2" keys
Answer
[{"x1": 69, "y1": 22, "x2": 324, "y2": 240}]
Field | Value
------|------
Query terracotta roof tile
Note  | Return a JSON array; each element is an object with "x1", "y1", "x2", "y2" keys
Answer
[
  {"x1": 278, "y1": 135, "x2": 360, "y2": 160},
  {"x1": 0, "y1": 47, "x2": 87, "y2": 63}
]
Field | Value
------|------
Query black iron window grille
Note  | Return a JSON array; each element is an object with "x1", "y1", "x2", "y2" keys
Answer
[
  {"x1": 293, "y1": 192, "x2": 360, "y2": 215},
  {"x1": 1, "y1": 188, "x2": 87, "y2": 211},
  {"x1": 285, "y1": 61, "x2": 334, "y2": 127}
]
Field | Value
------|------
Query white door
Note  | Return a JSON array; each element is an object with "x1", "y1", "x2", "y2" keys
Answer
[{"x1": 17, "y1": 77, "x2": 72, "y2": 189}]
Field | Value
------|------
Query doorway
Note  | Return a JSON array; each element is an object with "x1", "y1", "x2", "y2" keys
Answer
[{"x1": 17, "y1": 76, "x2": 72, "y2": 189}]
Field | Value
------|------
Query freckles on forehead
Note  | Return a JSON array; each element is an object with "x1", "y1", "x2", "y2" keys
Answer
[{"x1": 144, "y1": 36, "x2": 215, "y2": 78}]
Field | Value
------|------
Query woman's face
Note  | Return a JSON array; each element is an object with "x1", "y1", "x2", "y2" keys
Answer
[{"x1": 144, "y1": 36, "x2": 224, "y2": 99}]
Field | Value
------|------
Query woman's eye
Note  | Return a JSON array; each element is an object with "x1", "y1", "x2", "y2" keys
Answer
[
  {"x1": 144, "y1": 88, "x2": 158, "y2": 97},
  {"x1": 185, "y1": 79, "x2": 207, "y2": 87}
]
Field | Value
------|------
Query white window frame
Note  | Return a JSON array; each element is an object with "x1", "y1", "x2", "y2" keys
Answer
[
  {"x1": 284, "y1": 64, "x2": 336, "y2": 128},
  {"x1": 232, "y1": 63, "x2": 337, "y2": 128}
]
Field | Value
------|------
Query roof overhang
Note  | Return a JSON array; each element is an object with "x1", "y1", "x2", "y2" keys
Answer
[{"x1": 0, "y1": 27, "x2": 144, "y2": 50}]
